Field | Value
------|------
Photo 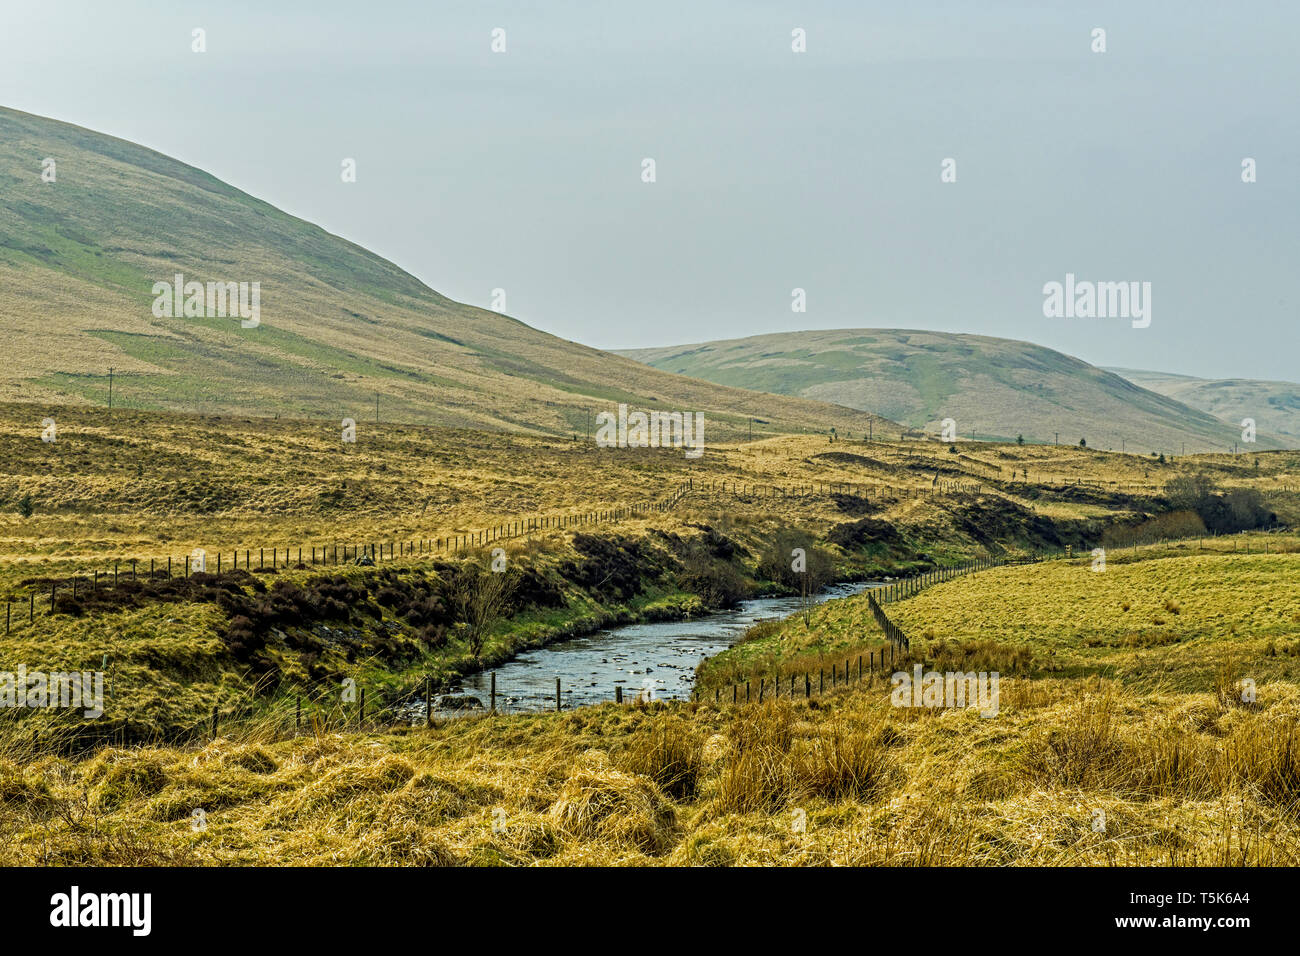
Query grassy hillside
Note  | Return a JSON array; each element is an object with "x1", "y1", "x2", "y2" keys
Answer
[
  {"x1": 1108, "y1": 367, "x2": 1300, "y2": 447},
  {"x1": 617, "y1": 329, "x2": 1290, "y2": 452},
  {"x1": 0, "y1": 106, "x2": 889, "y2": 441}
]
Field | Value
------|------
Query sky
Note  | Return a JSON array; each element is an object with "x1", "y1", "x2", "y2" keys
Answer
[{"x1": 2, "y1": 0, "x2": 1297, "y2": 380}]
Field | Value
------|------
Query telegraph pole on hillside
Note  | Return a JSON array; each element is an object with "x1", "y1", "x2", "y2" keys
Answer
[
  {"x1": 375, "y1": 392, "x2": 379, "y2": 423},
  {"x1": 107, "y1": 367, "x2": 114, "y2": 414}
]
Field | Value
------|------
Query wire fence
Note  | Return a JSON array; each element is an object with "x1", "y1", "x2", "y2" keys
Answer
[
  {"x1": 705, "y1": 555, "x2": 1014, "y2": 704},
  {"x1": 2, "y1": 479, "x2": 695, "y2": 632}
]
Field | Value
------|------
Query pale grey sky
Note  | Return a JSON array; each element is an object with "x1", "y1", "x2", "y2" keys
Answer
[{"x1": 3, "y1": 0, "x2": 1296, "y2": 379}]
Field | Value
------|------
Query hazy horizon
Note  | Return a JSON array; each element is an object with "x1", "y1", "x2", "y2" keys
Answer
[{"x1": 3, "y1": 0, "x2": 1296, "y2": 382}]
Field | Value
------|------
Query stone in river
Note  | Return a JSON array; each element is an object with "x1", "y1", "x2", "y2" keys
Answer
[{"x1": 437, "y1": 694, "x2": 483, "y2": 710}]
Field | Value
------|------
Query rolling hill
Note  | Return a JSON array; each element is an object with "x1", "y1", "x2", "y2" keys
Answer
[
  {"x1": 1106, "y1": 367, "x2": 1300, "y2": 448},
  {"x1": 617, "y1": 329, "x2": 1293, "y2": 453},
  {"x1": 0, "y1": 106, "x2": 892, "y2": 441}
]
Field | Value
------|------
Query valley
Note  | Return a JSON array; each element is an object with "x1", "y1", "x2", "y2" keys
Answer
[{"x1": 1, "y1": 103, "x2": 1296, "y2": 872}]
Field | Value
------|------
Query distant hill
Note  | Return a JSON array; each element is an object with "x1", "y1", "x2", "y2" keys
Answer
[
  {"x1": 617, "y1": 329, "x2": 1292, "y2": 452},
  {"x1": 0, "y1": 106, "x2": 892, "y2": 441},
  {"x1": 1106, "y1": 367, "x2": 1300, "y2": 447}
]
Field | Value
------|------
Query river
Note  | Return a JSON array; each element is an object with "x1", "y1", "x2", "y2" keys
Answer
[{"x1": 434, "y1": 581, "x2": 877, "y2": 714}]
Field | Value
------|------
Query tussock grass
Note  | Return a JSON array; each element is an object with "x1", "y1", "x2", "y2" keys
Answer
[
  {"x1": 618, "y1": 716, "x2": 704, "y2": 800},
  {"x1": 2, "y1": 676, "x2": 1300, "y2": 865},
  {"x1": 548, "y1": 750, "x2": 677, "y2": 854}
]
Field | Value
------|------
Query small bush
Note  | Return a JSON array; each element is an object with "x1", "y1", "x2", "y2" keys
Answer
[
  {"x1": 548, "y1": 751, "x2": 676, "y2": 853},
  {"x1": 792, "y1": 716, "x2": 892, "y2": 802},
  {"x1": 1021, "y1": 693, "x2": 1122, "y2": 788}
]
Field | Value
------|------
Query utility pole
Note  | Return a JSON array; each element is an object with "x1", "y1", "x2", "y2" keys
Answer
[
  {"x1": 748, "y1": 418, "x2": 752, "y2": 442},
  {"x1": 107, "y1": 367, "x2": 114, "y2": 414},
  {"x1": 374, "y1": 391, "x2": 379, "y2": 423},
  {"x1": 1055, "y1": 432, "x2": 1059, "y2": 446}
]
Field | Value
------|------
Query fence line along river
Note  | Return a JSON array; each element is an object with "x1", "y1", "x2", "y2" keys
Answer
[{"x1": 431, "y1": 581, "x2": 878, "y2": 715}]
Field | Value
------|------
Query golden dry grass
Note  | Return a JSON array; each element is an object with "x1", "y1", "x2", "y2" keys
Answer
[
  {"x1": 4, "y1": 400, "x2": 1294, "y2": 588},
  {"x1": 0, "y1": 400, "x2": 1295, "y2": 866},
  {"x1": 3, "y1": 675, "x2": 1298, "y2": 866}
]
